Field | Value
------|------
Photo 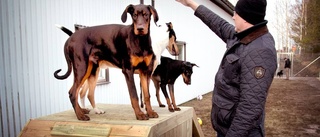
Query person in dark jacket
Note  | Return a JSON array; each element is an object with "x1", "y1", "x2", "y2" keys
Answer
[
  {"x1": 284, "y1": 57, "x2": 291, "y2": 80},
  {"x1": 175, "y1": 0, "x2": 277, "y2": 137}
]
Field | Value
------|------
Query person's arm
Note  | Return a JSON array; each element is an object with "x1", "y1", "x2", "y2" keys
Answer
[
  {"x1": 176, "y1": 0, "x2": 235, "y2": 43},
  {"x1": 194, "y1": 5, "x2": 235, "y2": 43},
  {"x1": 175, "y1": 0, "x2": 235, "y2": 43},
  {"x1": 175, "y1": 0, "x2": 199, "y2": 11}
]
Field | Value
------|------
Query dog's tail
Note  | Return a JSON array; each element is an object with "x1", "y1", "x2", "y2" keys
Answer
[
  {"x1": 54, "y1": 42, "x2": 73, "y2": 80},
  {"x1": 53, "y1": 24, "x2": 73, "y2": 79},
  {"x1": 55, "y1": 24, "x2": 73, "y2": 36}
]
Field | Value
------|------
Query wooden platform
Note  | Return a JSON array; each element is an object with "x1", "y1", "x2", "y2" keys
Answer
[{"x1": 19, "y1": 104, "x2": 204, "y2": 137}]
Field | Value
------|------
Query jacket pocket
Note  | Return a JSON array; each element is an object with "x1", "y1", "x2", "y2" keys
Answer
[
  {"x1": 226, "y1": 54, "x2": 239, "y2": 64},
  {"x1": 213, "y1": 95, "x2": 236, "y2": 127},
  {"x1": 223, "y1": 54, "x2": 240, "y2": 82}
]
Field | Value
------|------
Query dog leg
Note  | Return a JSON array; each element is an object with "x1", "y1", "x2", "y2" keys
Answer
[
  {"x1": 123, "y1": 69, "x2": 149, "y2": 120},
  {"x1": 140, "y1": 72, "x2": 158, "y2": 118},
  {"x1": 69, "y1": 62, "x2": 93, "y2": 120},
  {"x1": 168, "y1": 84, "x2": 180, "y2": 111},
  {"x1": 139, "y1": 82, "x2": 144, "y2": 108},
  {"x1": 69, "y1": 84, "x2": 90, "y2": 120},
  {"x1": 79, "y1": 80, "x2": 89, "y2": 108},
  {"x1": 160, "y1": 83, "x2": 174, "y2": 112},
  {"x1": 140, "y1": 82, "x2": 144, "y2": 108},
  {"x1": 152, "y1": 78, "x2": 165, "y2": 107},
  {"x1": 69, "y1": 84, "x2": 87, "y2": 120},
  {"x1": 87, "y1": 67, "x2": 105, "y2": 114}
]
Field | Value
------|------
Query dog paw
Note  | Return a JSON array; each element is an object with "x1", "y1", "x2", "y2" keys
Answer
[
  {"x1": 174, "y1": 107, "x2": 181, "y2": 111},
  {"x1": 168, "y1": 105, "x2": 175, "y2": 112},
  {"x1": 159, "y1": 104, "x2": 166, "y2": 107},
  {"x1": 147, "y1": 111, "x2": 159, "y2": 118},
  {"x1": 77, "y1": 114, "x2": 90, "y2": 121},
  {"x1": 168, "y1": 108, "x2": 175, "y2": 112},
  {"x1": 136, "y1": 113, "x2": 149, "y2": 120},
  {"x1": 81, "y1": 108, "x2": 90, "y2": 114},
  {"x1": 93, "y1": 108, "x2": 105, "y2": 114}
]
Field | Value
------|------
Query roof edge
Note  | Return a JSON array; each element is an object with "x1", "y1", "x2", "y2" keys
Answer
[{"x1": 210, "y1": 0, "x2": 234, "y2": 16}]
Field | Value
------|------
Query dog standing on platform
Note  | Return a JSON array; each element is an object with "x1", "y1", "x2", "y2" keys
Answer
[
  {"x1": 54, "y1": 4, "x2": 159, "y2": 121},
  {"x1": 141, "y1": 56, "x2": 198, "y2": 112},
  {"x1": 56, "y1": 22, "x2": 179, "y2": 114}
]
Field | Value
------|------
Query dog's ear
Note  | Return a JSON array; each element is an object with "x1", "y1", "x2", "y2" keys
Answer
[
  {"x1": 121, "y1": 4, "x2": 134, "y2": 23},
  {"x1": 148, "y1": 5, "x2": 159, "y2": 26},
  {"x1": 191, "y1": 63, "x2": 199, "y2": 68},
  {"x1": 183, "y1": 62, "x2": 199, "y2": 68}
]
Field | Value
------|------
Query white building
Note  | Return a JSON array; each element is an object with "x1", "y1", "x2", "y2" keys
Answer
[{"x1": 0, "y1": 0, "x2": 234, "y2": 136}]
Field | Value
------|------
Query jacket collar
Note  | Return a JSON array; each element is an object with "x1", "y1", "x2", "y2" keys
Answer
[{"x1": 235, "y1": 20, "x2": 269, "y2": 44}]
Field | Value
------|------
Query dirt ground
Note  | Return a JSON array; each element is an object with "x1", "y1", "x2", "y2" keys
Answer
[{"x1": 181, "y1": 77, "x2": 320, "y2": 137}]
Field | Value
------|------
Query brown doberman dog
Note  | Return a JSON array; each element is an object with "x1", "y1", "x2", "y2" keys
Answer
[
  {"x1": 54, "y1": 4, "x2": 159, "y2": 121},
  {"x1": 56, "y1": 22, "x2": 179, "y2": 114}
]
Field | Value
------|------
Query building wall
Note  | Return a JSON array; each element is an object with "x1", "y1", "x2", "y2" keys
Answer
[{"x1": 0, "y1": 0, "x2": 233, "y2": 136}]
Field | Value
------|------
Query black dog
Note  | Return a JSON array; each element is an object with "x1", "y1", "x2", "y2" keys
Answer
[
  {"x1": 54, "y1": 4, "x2": 159, "y2": 121},
  {"x1": 141, "y1": 56, "x2": 198, "y2": 112},
  {"x1": 277, "y1": 70, "x2": 283, "y2": 77}
]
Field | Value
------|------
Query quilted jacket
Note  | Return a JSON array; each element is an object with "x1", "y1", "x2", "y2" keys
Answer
[{"x1": 195, "y1": 5, "x2": 277, "y2": 137}]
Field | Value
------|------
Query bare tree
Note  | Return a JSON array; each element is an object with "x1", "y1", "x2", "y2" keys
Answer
[
  {"x1": 271, "y1": 0, "x2": 294, "y2": 52},
  {"x1": 289, "y1": 0, "x2": 303, "y2": 48}
]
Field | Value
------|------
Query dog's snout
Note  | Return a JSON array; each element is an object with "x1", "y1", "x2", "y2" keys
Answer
[
  {"x1": 183, "y1": 78, "x2": 191, "y2": 85},
  {"x1": 134, "y1": 23, "x2": 148, "y2": 35},
  {"x1": 137, "y1": 27, "x2": 144, "y2": 31}
]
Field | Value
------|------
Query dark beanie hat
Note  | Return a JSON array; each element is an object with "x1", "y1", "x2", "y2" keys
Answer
[{"x1": 235, "y1": 0, "x2": 267, "y2": 25}]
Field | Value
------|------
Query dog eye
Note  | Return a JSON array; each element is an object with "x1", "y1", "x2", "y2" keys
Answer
[
  {"x1": 185, "y1": 71, "x2": 190, "y2": 75},
  {"x1": 133, "y1": 14, "x2": 138, "y2": 18},
  {"x1": 143, "y1": 14, "x2": 149, "y2": 19}
]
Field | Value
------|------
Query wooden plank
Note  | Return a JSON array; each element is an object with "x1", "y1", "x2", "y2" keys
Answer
[
  {"x1": 148, "y1": 107, "x2": 193, "y2": 136},
  {"x1": 51, "y1": 122, "x2": 111, "y2": 136},
  {"x1": 108, "y1": 125, "x2": 150, "y2": 137},
  {"x1": 20, "y1": 120, "x2": 150, "y2": 137},
  {"x1": 19, "y1": 120, "x2": 55, "y2": 137}
]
